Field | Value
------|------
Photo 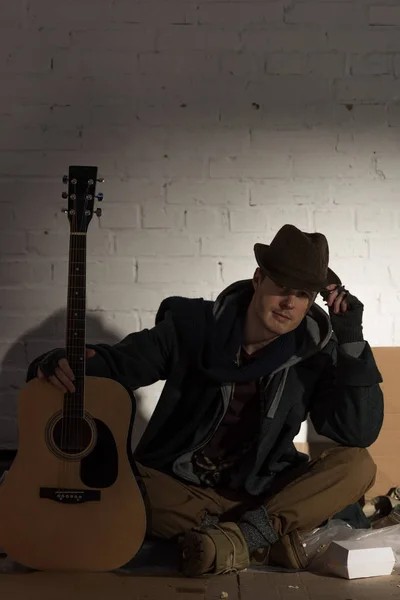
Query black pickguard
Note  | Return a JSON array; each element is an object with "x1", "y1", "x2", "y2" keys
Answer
[{"x1": 80, "y1": 418, "x2": 118, "y2": 488}]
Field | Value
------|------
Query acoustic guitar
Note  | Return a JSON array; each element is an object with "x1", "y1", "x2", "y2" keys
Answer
[{"x1": 0, "y1": 166, "x2": 146, "y2": 571}]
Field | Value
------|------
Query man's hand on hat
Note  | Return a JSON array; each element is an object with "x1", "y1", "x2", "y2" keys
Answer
[{"x1": 321, "y1": 284, "x2": 364, "y2": 344}]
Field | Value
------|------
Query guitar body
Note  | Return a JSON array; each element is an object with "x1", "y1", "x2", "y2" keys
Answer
[{"x1": 0, "y1": 376, "x2": 146, "y2": 572}]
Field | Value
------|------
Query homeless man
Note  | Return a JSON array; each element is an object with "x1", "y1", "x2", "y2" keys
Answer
[{"x1": 27, "y1": 224, "x2": 383, "y2": 576}]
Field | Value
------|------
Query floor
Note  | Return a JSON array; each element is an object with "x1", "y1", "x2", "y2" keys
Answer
[{"x1": 0, "y1": 568, "x2": 399, "y2": 600}]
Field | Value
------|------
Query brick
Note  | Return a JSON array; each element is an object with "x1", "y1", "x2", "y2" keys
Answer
[
  {"x1": 0, "y1": 342, "x2": 26, "y2": 366},
  {"x1": 330, "y1": 180, "x2": 400, "y2": 205},
  {"x1": 220, "y1": 52, "x2": 265, "y2": 77},
  {"x1": 52, "y1": 259, "x2": 136, "y2": 285},
  {"x1": 0, "y1": 368, "x2": 26, "y2": 392},
  {"x1": 98, "y1": 203, "x2": 139, "y2": 230},
  {"x1": 89, "y1": 311, "x2": 140, "y2": 339},
  {"x1": 127, "y1": 156, "x2": 208, "y2": 179},
  {"x1": 193, "y1": 2, "x2": 283, "y2": 26},
  {"x1": 1, "y1": 0, "x2": 25, "y2": 22},
  {"x1": 0, "y1": 204, "x2": 15, "y2": 230},
  {"x1": 0, "y1": 47, "x2": 52, "y2": 75},
  {"x1": 393, "y1": 55, "x2": 400, "y2": 76},
  {"x1": 250, "y1": 179, "x2": 330, "y2": 206},
  {"x1": 71, "y1": 26, "x2": 156, "y2": 51},
  {"x1": 134, "y1": 101, "x2": 221, "y2": 127},
  {"x1": 268, "y1": 207, "x2": 310, "y2": 232},
  {"x1": 0, "y1": 287, "x2": 68, "y2": 312},
  {"x1": 28, "y1": 230, "x2": 113, "y2": 257},
  {"x1": 0, "y1": 314, "x2": 49, "y2": 342},
  {"x1": 82, "y1": 126, "x2": 166, "y2": 158},
  {"x1": 0, "y1": 261, "x2": 51, "y2": 285},
  {"x1": 364, "y1": 315, "x2": 394, "y2": 347},
  {"x1": 266, "y1": 52, "x2": 344, "y2": 77},
  {"x1": 313, "y1": 207, "x2": 355, "y2": 234},
  {"x1": 245, "y1": 76, "x2": 330, "y2": 106},
  {"x1": 0, "y1": 231, "x2": 27, "y2": 256},
  {"x1": 336, "y1": 131, "x2": 399, "y2": 155},
  {"x1": 221, "y1": 258, "x2": 257, "y2": 284},
  {"x1": 156, "y1": 25, "x2": 241, "y2": 51},
  {"x1": 210, "y1": 155, "x2": 292, "y2": 179},
  {"x1": 137, "y1": 258, "x2": 220, "y2": 284},
  {"x1": 139, "y1": 311, "x2": 157, "y2": 330},
  {"x1": 328, "y1": 30, "x2": 400, "y2": 52},
  {"x1": 380, "y1": 288, "x2": 400, "y2": 314},
  {"x1": 0, "y1": 151, "x2": 122, "y2": 179},
  {"x1": 103, "y1": 179, "x2": 165, "y2": 204},
  {"x1": 284, "y1": 2, "x2": 365, "y2": 25},
  {"x1": 166, "y1": 179, "x2": 249, "y2": 206},
  {"x1": 333, "y1": 76, "x2": 400, "y2": 104},
  {"x1": 201, "y1": 233, "x2": 265, "y2": 257},
  {"x1": 250, "y1": 130, "x2": 336, "y2": 154},
  {"x1": 28, "y1": 0, "x2": 113, "y2": 23},
  {"x1": 241, "y1": 29, "x2": 328, "y2": 52},
  {"x1": 369, "y1": 237, "x2": 400, "y2": 259},
  {"x1": 139, "y1": 51, "x2": 219, "y2": 78},
  {"x1": 54, "y1": 49, "x2": 138, "y2": 77},
  {"x1": 356, "y1": 207, "x2": 396, "y2": 233},
  {"x1": 330, "y1": 257, "x2": 392, "y2": 287},
  {"x1": 113, "y1": 0, "x2": 188, "y2": 23},
  {"x1": 166, "y1": 127, "x2": 250, "y2": 159},
  {"x1": 185, "y1": 207, "x2": 228, "y2": 235},
  {"x1": 293, "y1": 152, "x2": 373, "y2": 179},
  {"x1": 116, "y1": 230, "x2": 198, "y2": 257},
  {"x1": 0, "y1": 124, "x2": 82, "y2": 152},
  {"x1": 369, "y1": 5, "x2": 400, "y2": 25},
  {"x1": 229, "y1": 208, "x2": 268, "y2": 232},
  {"x1": 142, "y1": 205, "x2": 184, "y2": 229},
  {"x1": 88, "y1": 285, "x2": 162, "y2": 312},
  {"x1": 14, "y1": 202, "x2": 60, "y2": 230},
  {"x1": 350, "y1": 53, "x2": 393, "y2": 76},
  {"x1": 327, "y1": 236, "x2": 369, "y2": 259},
  {"x1": 375, "y1": 154, "x2": 400, "y2": 179}
]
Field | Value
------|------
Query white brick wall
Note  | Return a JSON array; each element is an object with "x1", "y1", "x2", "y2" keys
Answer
[{"x1": 1, "y1": 0, "x2": 400, "y2": 448}]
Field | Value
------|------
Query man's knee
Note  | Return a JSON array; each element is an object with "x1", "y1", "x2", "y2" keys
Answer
[{"x1": 321, "y1": 446, "x2": 377, "y2": 490}]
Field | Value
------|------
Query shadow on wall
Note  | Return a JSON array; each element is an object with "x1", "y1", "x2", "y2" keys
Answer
[{"x1": 0, "y1": 308, "x2": 148, "y2": 454}]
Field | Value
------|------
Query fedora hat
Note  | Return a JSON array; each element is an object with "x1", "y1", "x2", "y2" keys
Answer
[{"x1": 254, "y1": 224, "x2": 341, "y2": 292}]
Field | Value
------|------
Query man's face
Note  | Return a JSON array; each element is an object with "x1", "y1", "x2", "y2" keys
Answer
[{"x1": 250, "y1": 268, "x2": 315, "y2": 336}]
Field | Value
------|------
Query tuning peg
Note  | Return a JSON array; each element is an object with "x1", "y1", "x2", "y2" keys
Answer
[
  {"x1": 95, "y1": 208, "x2": 102, "y2": 217},
  {"x1": 97, "y1": 178, "x2": 104, "y2": 183},
  {"x1": 62, "y1": 175, "x2": 69, "y2": 184},
  {"x1": 62, "y1": 192, "x2": 68, "y2": 199},
  {"x1": 61, "y1": 208, "x2": 68, "y2": 214},
  {"x1": 95, "y1": 193, "x2": 104, "y2": 201}
]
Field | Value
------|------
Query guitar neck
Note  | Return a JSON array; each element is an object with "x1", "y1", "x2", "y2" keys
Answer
[{"x1": 65, "y1": 232, "x2": 87, "y2": 406}]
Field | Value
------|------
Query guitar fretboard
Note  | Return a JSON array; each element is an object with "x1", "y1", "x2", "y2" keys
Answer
[{"x1": 65, "y1": 232, "x2": 87, "y2": 418}]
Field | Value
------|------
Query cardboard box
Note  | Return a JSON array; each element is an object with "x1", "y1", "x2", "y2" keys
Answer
[{"x1": 319, "y1": 540, "x2": 395, "y2": 579}]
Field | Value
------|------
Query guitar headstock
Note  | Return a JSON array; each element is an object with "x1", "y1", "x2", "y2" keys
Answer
[{"x1": 61, "y1": 165, "x2": 104, "y2": 234}]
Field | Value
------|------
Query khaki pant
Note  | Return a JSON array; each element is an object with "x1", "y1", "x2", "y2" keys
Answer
[{"x1": 137, "y1": 447, "x2": 376, "y2": 540}]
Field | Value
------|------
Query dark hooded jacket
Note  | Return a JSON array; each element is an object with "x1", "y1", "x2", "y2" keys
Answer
[{"x1": 27, "y1": 280, "x2": 384, "y2": 496}]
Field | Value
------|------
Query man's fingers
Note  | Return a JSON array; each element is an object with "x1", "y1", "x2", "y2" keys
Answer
[
  {"x1": 58, "y1": 358, "x2": 75, "y2": 381},
  {"x1": 54, "y1": 367, "x2": 76, "y2": 393},
  {"x1": 333, "y1": 291, "x2": 347, "y2": 314},
  {"x1": 48, "y1": 375, "x2": 69, "y2": 394},
  {"x1": 86, "y1": 349, "x2": 96, "y2": 359}
]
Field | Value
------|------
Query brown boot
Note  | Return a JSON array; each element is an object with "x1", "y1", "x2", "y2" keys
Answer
[
  {"x1": 180, "y1": 522, "x2": 250, "y2": 577},
  {"x1": 251, "y1": 530, "x2": 308, "y2": 570}
]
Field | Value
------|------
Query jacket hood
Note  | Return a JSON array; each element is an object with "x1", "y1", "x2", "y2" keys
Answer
[{"x1": 214, "y1": 279, "x2": 332, "y2": 362}]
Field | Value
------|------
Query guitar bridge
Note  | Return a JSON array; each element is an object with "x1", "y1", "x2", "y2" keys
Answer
[{"x1": 40, "y1": 487, "x2": 101, "y2": 504}]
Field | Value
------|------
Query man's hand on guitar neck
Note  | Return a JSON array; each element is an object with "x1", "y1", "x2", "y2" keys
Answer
[{"x1": 37, "y1": 348, "x2": 96, "y2": 394}]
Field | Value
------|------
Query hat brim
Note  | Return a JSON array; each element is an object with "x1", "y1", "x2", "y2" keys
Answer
[{"x1": 254, "y1": 243, "x2": 341, "y2": 292}]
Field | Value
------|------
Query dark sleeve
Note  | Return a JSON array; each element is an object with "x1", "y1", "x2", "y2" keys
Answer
[
  {"x1": 26, "y1": 313, "x2": 178, "y2": 390},
  {"x1": 309, "y1": 341, "x2": 384, "y2": 448}
]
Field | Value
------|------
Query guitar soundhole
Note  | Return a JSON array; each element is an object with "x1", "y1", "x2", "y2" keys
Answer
[{"x1": 48, "y1": 414, "x2": 97, "y2": 458}]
